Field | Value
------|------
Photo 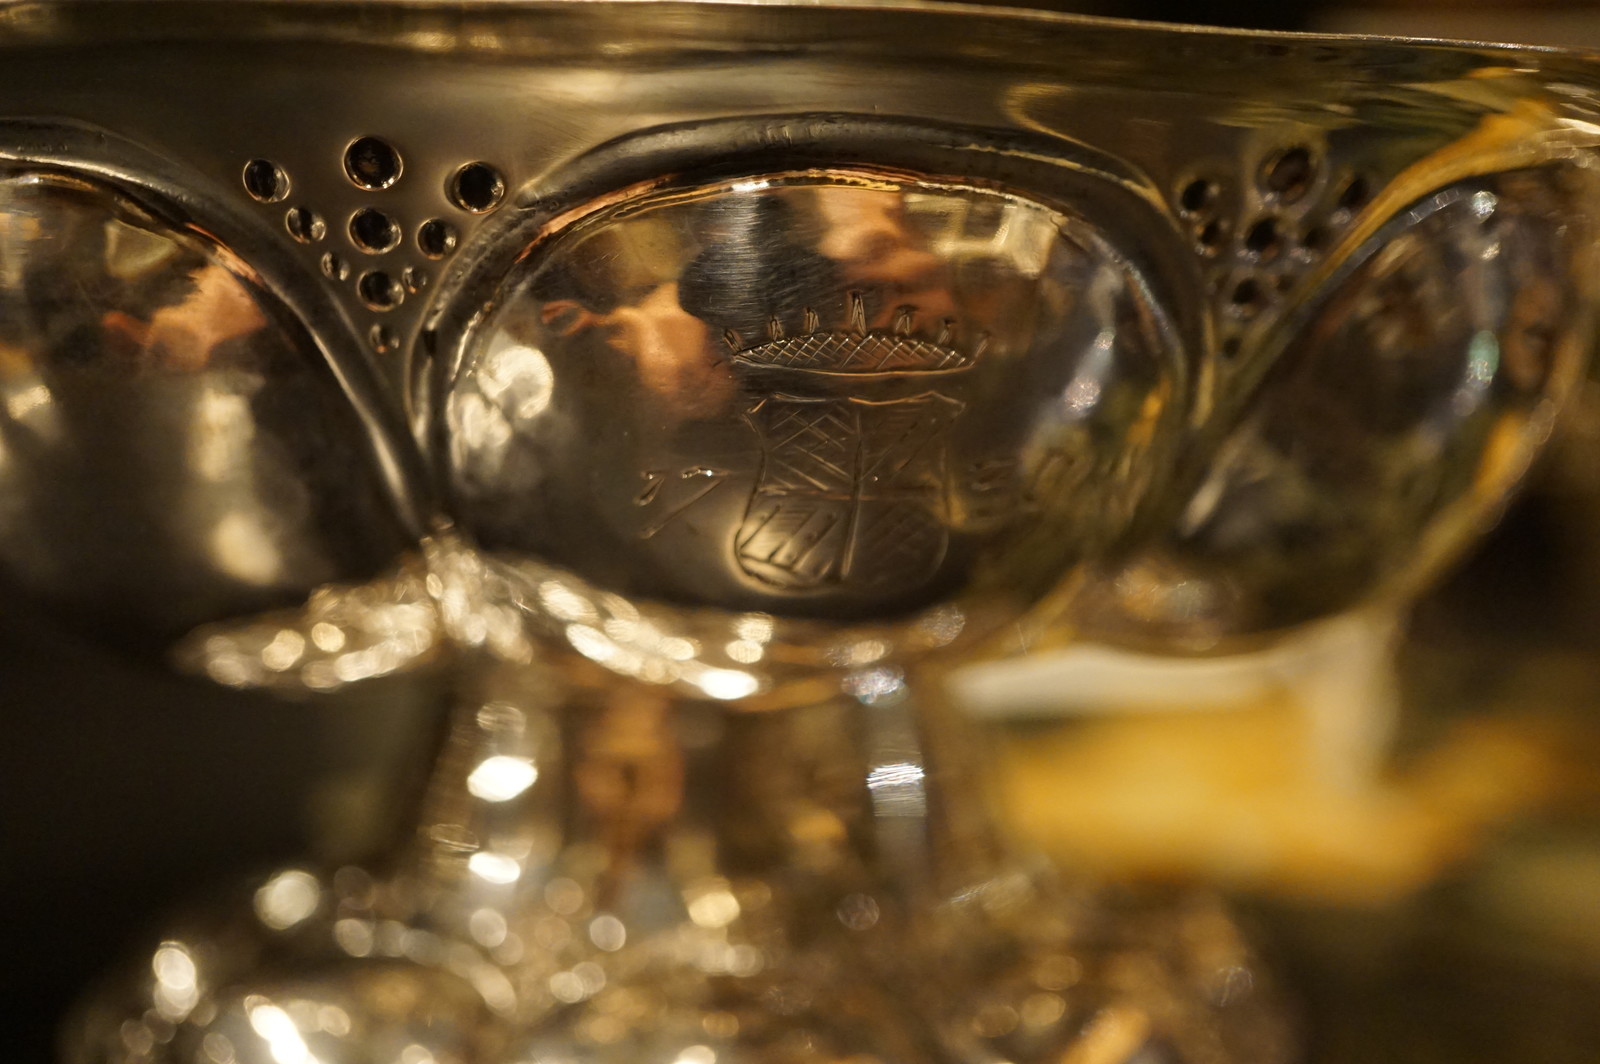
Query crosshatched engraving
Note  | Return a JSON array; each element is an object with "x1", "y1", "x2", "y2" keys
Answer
[
  {"x1": 735, "y1": 325, "x2": 974, "y2": 374},
  {"x1": 737, "y1": 391, "x2": 965, "y2": 592}
]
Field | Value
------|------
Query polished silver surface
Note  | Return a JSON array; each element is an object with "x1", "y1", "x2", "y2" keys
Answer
[
  {"x1": 1081, "y1": 167, "x2": 1598, "y2": 646},
  {"x1": 449, "y1": 172, "x2": 1176, "y2": 625},
  {"x1": 2, "y1": 2, "x2": 1600, "y2": 1062},
  {"x1": 0, "y1": 170, "x2": 410, "y2": 648}
]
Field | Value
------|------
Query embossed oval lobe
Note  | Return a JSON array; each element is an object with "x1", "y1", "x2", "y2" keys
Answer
[
  {"x1": 0, "y1": 170, "x2": 414, "y2": 650},
  {"x1": 446, "y1": 168, "x2": 1188, "y2": 622},
  {"x1": 1078, "y1": 166, "x2": 1598, "y2": 645}
]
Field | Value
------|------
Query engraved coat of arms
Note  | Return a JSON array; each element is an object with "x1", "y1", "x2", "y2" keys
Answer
[{"x1": 731, "y1": 326, "x2": 973, "y2": 596}]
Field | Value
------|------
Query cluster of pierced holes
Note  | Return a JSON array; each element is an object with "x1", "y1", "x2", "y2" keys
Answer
[
  {"x1": 1174, "y1": 144, "x2": 1379, "y2": 358},
  {"x1": 241, "y1": 138, "x2": 508, "y2": 352}
]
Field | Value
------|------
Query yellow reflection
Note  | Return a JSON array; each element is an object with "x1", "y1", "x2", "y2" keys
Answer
[
  {"x1": 544, "y1": 877, "x2": 585, "y2": 914},
  {"x1": 468, "y1": 907, "x2": 509, "y2": 948},
  {"x1": 2, "y1": 379, "x2": 60, "y2": 441},
  {"x1": 694, "y1": 667, "x2": 759, "y2": 701},
  {"x1": 724, "y1": 639, "x2": 764, "y2": 664},
  {"x1": 467, "y1": 851, "x2": 523, "y2": 884},
  {"x1": 658, "y1": 636, "x2": 699, "y2": 661},
  {"x1": 548, "y1": 962, "x2": 607, "y2": 1003},
  {"x1": 209, "y1": 510, "x2": 283, "y2": 586},
  {"x1": 151, "y1": 940, "x2": 199, "y2": 1021},
  {"x1": 104, "y1": 215, "x2": 180, "y2": 279},
  {"x1": 1021, "y1": 991, "x2": 1066, "y2": 1029},
  {"x1": 732, "y1": 614, "x2": 775, "y2": 643},
  {"x1": 478, "y1": 336, "x2": 555, "y2": 419},
  {"x1": 246, "y1": 1000, "x2": 319, "y2": 1064},
  {"x1": 829, "y1": 638, "x2": 889, "y2": 667},
  {"x1": 260, "y1": 629, "x2": 307, "y2": 672},
  {"x1": 674, "y1": 1046, "x2": 717, "y2": 1064},
  {"x1": 332, "y1": 918, "x2": 374, "y2": 957},
  {"x1": 914, "y1": 605, "x2": 966, "y2": 647},
  {"x1": 1059, "y1": 1005, "x2": 1151, "y2": 1064},
  {"x1": 188, "y1": 390, "x2": 254, "y2": 482},
  {"x1": 202, "y1": 1032, "x2": 236, "y2": 1064},
  {"x1": 844, "y1": 667, "x2": 907, "y2": 703},
  {"x1": 317, "y1": 1006, "x2": 351, "y2": 1039},
  {"x1": 588, "y1": 913, "x2": 626, "y2": 951},
  {"x1": 5, "y1": 382, "x2": 50, "y2": 420},
  {"x1": 310, "y1": 622, "x2": 346, "y2": 653},
  {"x1": 539, "y1": 579, "x2": 599, "y2": 624},
  {"x1": 254, "y1": 869, "x2": 322, "y2": 930},
  {"x1": 687, "y1": 888, "x2": 740, "y2": 929},
  {"x1": 467, "y1": 754, "x2": 539, "y2": 802}
]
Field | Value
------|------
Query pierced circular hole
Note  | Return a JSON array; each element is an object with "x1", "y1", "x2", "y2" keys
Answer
[
  {"x1": 358, "y1": 270, "x2": 404, "y2": 311},
  {"x1": 1197, "y1": 219, "x2": 1226, "y2": 255},
  {"x1": 1337, "y1": 175, "x2": 1371, "y2": 212},
  {"x1": 1178, "y1": 178, "x2": 1216, "y2": 216},
  {"x1": 1261, "y1": 146, "x2": 1316, "y2": 202},
  {"x1": 349, "y1": 208, "x2": 401, "y2": 254},
  {"x1": 284, "y1": 206, "x2": 325, "y2": 244},
  {"x1": 320, "y1": 252, "x2": 350, "y2": 282},
  {"x1": 402, "y1": 266, "x2": 429, "y2": 294},
  {"x1": 417, "y1": 219, "x2": 459, "y2": 259},
  {"x1": 1243, "y1": 217, "x2": 1283, "y2": 261},
  {"x1": 1220, "y1": 335, "x2": 1243, "y2": 359},
  {"x1": 1230, "y1": 277, "x2": 1266, "y2": 318},
  {"x1": 1301, "y1": 225, "x2": 1330, "y2": 254},
  {"x1": 243, "y1": 159, "x2": 289, "y2": 203},
  {"x1": 369, "y1": 324, "x2": 399, "y2": 354},
  {"x1": 449, "y1": 162, "x2": 506, "y2": 213},
  {"x1": 344, "y1": 137, "x2": 403, "y2": 191}
]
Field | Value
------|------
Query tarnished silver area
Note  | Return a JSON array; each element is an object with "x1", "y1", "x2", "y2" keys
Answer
[{"x1": 0, "y1": 171, "x2": 409, "y2": 648}]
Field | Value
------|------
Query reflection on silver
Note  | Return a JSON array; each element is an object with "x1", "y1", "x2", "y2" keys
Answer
[
  {"x1": 1081, "y1": 172, "x2": 1594, "y2": 647},
  {"x1": 0, "y1": 171, "x2": 409, "y2": 649},
  {"x1": 252, "y1": 870, "x2": 322, "y2": 931},
  {"x1": 449, "y1": 174, "x2": 1179, "y2": 628},
  {"x1": 20, "y1": 4, "x2": 1600, "y2": 1064}
]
